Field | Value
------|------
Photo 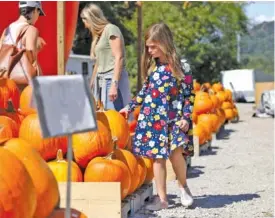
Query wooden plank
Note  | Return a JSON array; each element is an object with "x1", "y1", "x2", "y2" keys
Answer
[
  {"x1": 255, "y1": 82, "x2": 275, "y2": 107},
  {"x1": 57, "y1": 2, "x2": 65, "y2": 75},
  {"x1": 58, "y1": 182, "x2": 121, "y2": 218}
]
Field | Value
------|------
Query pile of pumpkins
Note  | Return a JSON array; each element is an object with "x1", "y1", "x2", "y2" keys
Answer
[
  {"x1": 192, "y1": 81, "x2": 239, "y2": 146},
  {"x1": 0, "y1": 78, "x2": 154, "y2": 218}
]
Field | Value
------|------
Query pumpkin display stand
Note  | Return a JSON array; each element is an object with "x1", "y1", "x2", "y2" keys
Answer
[{"x1": 58, "y1": 182, "x2": 153, "y2": 218}]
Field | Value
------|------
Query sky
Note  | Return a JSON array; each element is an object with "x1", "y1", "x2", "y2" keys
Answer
[{"x1": 244, "y1": 1, "x2": 275, "y2": 24}]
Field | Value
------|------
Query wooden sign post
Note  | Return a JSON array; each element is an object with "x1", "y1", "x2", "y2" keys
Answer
[
  {"x1": 32, "y1": 75, "x2": 97, "y2": 218},
  {"x1": 57, "y1": 1, "x2": 65, "y2": 75}
]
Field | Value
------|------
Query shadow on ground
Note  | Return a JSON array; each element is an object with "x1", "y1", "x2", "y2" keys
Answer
[
  {"x1": 217, "y1": 128, "x2": 236, "y2": 140},
  {"x1": 199, "y1": 146, "x2": 220, "y2": 156},
  {"x1": 193, "y1": 193, "x2": 260, "y2": 209},
  {"x1": 187, "y1": 166, "x2": 205, "y2": 179}
]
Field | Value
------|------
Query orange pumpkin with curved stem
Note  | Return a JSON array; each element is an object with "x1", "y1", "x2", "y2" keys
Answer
[
  {"x1": 72, "y1": 120, "x2": 113, "y2": 168},
  {"x1": 19, "y1": 113, "x2": 68, "y2": 161},
  {"x1": 48, "y1": 149, "x2": 83, "y2": 182},
  {"x1": 96, "y1": 105, "x2": 130, "y2": 149},
  {"x1": 4, "y1": 138, "x2": 59, "y2": 218},
  {"x1": 48, "y1": 208, "x2": 87, "y2": 218},
  {"x1": 84, "y1": 155, "x2": 131, "y2": 200},
  {"x1": 19, "y1": 85, "x2": 37, "y2": 116},
  {"x1": 0, "y1": 147, "x2": 37, "y2": 218},
  {"x1": 0, "y1": 77, "x2": 20, "y2": 110}
]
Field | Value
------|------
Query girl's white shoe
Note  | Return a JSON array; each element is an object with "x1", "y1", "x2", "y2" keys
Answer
[
  {"x1": 145, "y1": 196, "x2": 169, "y2": 211},
  {"x1": 180, "y1": 185, "x2": 194, "y2": 207}
]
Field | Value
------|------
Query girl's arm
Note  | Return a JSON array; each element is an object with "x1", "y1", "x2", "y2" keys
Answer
[{"x1": 126, "y1": 76, "x2": 150, "y2": 113}]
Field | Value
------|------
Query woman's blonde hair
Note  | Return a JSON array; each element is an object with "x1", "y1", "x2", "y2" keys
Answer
[
  {"x1": 141, "y1": 22, "x2": 184, "y2": 80},
  {"x1": 81, "y1": 3, "x2": 109, "y2": 58}
]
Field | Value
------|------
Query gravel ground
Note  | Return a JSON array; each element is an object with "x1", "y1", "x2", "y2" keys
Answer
[{"x1": 131, "y1": 103, "x2": 274, "y2": 218}]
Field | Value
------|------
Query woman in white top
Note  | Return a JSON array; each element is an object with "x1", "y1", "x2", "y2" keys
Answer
[{"x1": 0, "y1": 1, "x2": 46, "y2": 91}]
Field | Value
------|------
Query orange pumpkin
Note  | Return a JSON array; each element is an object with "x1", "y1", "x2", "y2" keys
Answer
[
  {"x1": 19, "y1": 113, "x2": 68, "y2": 161},
  {"x1": 222, "y1": 101, "x2": 233, "y2": 110},
  {"x1": 224, "y1": 109, "x2": 234, "y2": 120},
  {"x1": 193, "y1": 81, "x2": 201, "y2": 92},
  {"x1": 84, "y1": 156, "x2": 131, "y2": 200},
  {"x1": 72, "y1": 120, "x2": 113, "y2": 168},
  {"x1": 142, "y1": 157, "x2": 154, "y2": 184},
  {"x1": 194, "y1": 91, "x2": 213, "y2": 115},
  {"x1": 0, "y1": 147, "x2": 37, "y2": 218},
  {"x1": 210, "y1": 94, "x2": 221, "y2": 109},
  {"x1": 113, "y1": 147, "x2": 139, "y2": 194},
  {"x1": 216, "y1": 108, "x2": 226, "y2": 124},
  {"x1": 0, "y1": 77, "x2": 20, "y2": 110},
  {"x1": 224, "y1": 89, "x2": 233, "y2": 101},
  {"x1": 198, "y1": 122, "x2": 212, "y2": 141},
  {"x1": 0, "y1": 100, "x2": 25, "y2": 125},
  {"x1": 4, "y1": 138, "x2": 59, "y2": 218},
  {"x1": 0, "y1": 115, "x2": 19, "y2": 139},
  {"x1": 193, "y1": 124, "x2": 207, "y2": 145},
  {"x1": 210, "y1": 113, "x2": 220, "y2": 132},
  {"x1": 48, "y1": 149, "x2": 83, "y2": 182},
  {"x1": 48, "y1": 208, "x2": 87, "y2": 218},
  {"x1": 19, "y1": 85, "x2": 37, "y2": 116},
  {"x1": 216, "y1": 91, "x2": 227, "y2": 103},
  {"x1": 197, "y1": 114, "x2": 214, "y2": 132},
  {"x1": 129, "y1": 120, "x2": 137, "y2": 133},
  {"x1": 212, "y1": 82, "x2": 224, "y2": 93},
  {"x1": 133, "y1": 106, "x2": 141, "y2": 120},
  {"x1": 192, "y1": 112, "x2": 198, "y2": 124},
  {"x1": 136, "y1": 156, "x2": 147, "y2": 188},
  {"x1": 97, "y1": 108, "x2": 130, "y2": 149}
]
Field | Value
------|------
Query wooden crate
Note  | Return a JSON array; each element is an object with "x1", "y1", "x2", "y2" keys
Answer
[{"x1": 58, "y1": 182, "x2": 122, "y2": 218}]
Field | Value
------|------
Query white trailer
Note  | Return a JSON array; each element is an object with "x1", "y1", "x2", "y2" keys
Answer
[
  {"x1": 220, "y1": 69, "x2": 256, "y2": 102},
  {"x1": 65, "y1": 53, "x2": 95, "y2": 81}
]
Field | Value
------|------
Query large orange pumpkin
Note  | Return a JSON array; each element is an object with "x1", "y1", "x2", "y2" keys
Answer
[
  {"x1": 48, "y1": 208, "x2": 87, "y2": 218},
  {"x1": 113, "y1": 147, "x2": 139, "y2": 194},
  {"x1": 19, "y1": 85, "x2": 37, "y2": 116},
  {"x1": 0, "y1": 147, "x2": 37, "y2": 218},
  {"x1": 216, "y1": 91, "x2": 227, "y2": 104},
  {"x1": 0, "y1": 77, "x2": 20, "y2": 110},
  {"x1": 72, "y1": 120, "x2": 113, "y2": 168},
  {"x1": 48, "y1": 149, "x2": 83, "y2": 182},
  {"x1": 224, "y1": 109, "x2": 234, "y2": 120},
  {"x1": 84, "y1": 156, "x2": 131, "y2": 200},
  {"x1": 224, "y1": 89, "x2": 233, "y2": 101},
  {"x1": 97, "y1": 108, "x2": 130, "y2": 149},
  {"x1": 193, "y1": 124, "x2": 207, "y2": 145},
  {"x1": 210, "y1": 94, "x2": 221, "y2": 109},
  {"x1": 0, "y1": 115, "x2": 19, "y2": 139},
  {"x1": 136, "y1": 156, "x2": 147, "y2": 188},
  {"x1": 142, "y1": 157, "x2": 154, "y2": 184},
  {"x1": 222, "y1": 101, "x2": 233, "y2": 110},
  {"x1": 19, "y1": 113, "x2": 68, "y2": 161},
  {"x1": 194, "y1": 91, "x2": 213, "y2": 115},
  {"x1": 4, "y1": 138, "x2": 59, "y2": 218},
  {"x1": 197, "y1": 114, "x2": 215, "y2": 133}
]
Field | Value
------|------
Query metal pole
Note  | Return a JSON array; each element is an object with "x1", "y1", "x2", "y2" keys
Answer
[
  {"x1": 137, "y1": 1, "x2": 142, "y2": 91},
  {"x1": 237, "y1": 33, "x2": 241, "y2": 63},
  {"x1": 65, "y1": 135, "x2": 73, "y2": 218}
]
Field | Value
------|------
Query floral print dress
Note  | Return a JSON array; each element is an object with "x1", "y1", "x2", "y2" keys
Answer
[{"x1": 126, "y1": 60, "x2": 194, "y2": 159}]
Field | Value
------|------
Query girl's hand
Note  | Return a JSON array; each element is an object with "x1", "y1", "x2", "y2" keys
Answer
[
  {"x1": 178, "y1": 119, "x2": 189, "y2": 132},
  {"x1": 119, "y1": 107, "x2": 129, "y2": 119}
]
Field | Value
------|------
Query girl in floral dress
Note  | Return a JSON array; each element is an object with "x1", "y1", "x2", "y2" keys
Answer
[{"x1": 120, "y1": 22, "x2": 194, "y2": 210}]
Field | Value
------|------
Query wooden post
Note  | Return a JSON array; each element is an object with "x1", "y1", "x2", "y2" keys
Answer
[
  {"x1": 136, "y1": 1, "x2": 142, "y2": 91},
  {"x1": 57, "y1": 2, "x2": 65, "y2": 75}
]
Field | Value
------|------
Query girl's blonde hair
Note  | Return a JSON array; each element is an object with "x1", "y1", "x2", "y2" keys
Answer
[
  {"x1": 81, "y1": 3, "x2": 109, "y2": 58},
  {"x1": 141, "y1": 22, "x2": 184, "y2": 80}
]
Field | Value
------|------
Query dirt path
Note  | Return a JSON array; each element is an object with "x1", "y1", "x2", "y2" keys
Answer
[{"x1": 132, "y1": 103, "x2": 274, "y2": 218}]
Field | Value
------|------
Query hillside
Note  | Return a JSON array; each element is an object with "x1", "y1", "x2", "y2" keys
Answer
[{"x1": 240, "y1": 21, "x2": 274, "y2": 74}]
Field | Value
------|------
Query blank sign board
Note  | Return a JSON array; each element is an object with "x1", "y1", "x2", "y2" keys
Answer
[{"x1": 32, "y1": 75, "x2": 97, "y2": 138}]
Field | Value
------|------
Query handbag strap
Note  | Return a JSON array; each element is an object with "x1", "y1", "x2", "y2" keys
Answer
[{"x1": 15, "y1": 24, "x2": 30, "y2": 46}]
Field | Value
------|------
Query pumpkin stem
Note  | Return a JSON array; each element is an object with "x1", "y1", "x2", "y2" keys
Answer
[
  {"x1": 112, "y1": 137, "x2": 118, "y2": 150},
  {"x1": 6, "y1": 99, "x2": 16, "y2": 113},
  {"x1": 56, "y1": 149, "x2": 64, "y2": 162},
  {"x1": 200, "y1": 84, "x2": 208, "y2": 92}
]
